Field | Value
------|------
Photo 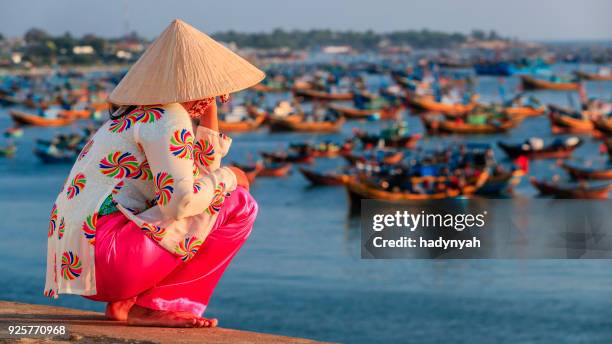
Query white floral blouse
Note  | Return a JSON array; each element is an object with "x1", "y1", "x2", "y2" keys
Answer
[{"x1": 44, "y1": 103, "x2": 237, "y2": 298}]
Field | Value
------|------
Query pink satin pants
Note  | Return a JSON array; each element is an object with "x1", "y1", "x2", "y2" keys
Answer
[{"x1": 85, "y1": 187, "x2": 257, "y2": 316}]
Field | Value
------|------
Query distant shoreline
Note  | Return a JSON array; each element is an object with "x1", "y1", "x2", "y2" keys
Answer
[{"x1": 0, "y1": 64, "x2": 129, "y2": 75}]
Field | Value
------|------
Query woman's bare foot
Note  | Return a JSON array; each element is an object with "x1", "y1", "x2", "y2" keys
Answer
[
  {"x1": 105, "y1": 298, "x2": 137, "y2": 321},
  {"x1": 127, "y1": 304, "x2": 218, "y2": 328}
]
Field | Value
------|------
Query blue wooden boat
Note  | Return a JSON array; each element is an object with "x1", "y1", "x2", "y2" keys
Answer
[
  {"x1": 474, "y1": 62, "x2": 516, "y2": 76},
  {"x1": 475, "y1": 61, "x2": 550, "y2": 76},
  {"x1": 34, "y1": 148, "x2": 76, "y2": 164}
]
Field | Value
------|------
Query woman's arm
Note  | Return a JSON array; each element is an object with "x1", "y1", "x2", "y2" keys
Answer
[
  {"x1": 192, "y1": 100, "x2": 232, "y2": 174},
  {"x1": 136, "y1": 106, "x2": 237, "y2": 220},
  {"x1": 191, "y1": 99, "x2": 249, "y2": 188},
  {"x1": 198, "y1": 101, "x2": 219, "y2": 132}
]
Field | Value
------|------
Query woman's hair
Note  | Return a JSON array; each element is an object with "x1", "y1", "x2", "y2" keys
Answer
[{"x1": 109, "y1": 104, "x2": 137, "y2": 120}]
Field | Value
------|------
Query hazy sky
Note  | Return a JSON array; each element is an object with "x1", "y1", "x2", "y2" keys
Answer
[{"x1": 1, "y1": 0, "x2": 611, "y2": 41}]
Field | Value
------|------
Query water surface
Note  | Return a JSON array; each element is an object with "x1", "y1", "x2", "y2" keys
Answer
[{"x1": 1, "y1": 64, "x2": 612, "y2": 343}]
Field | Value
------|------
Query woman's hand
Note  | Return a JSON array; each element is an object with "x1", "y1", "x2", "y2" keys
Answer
[{"x1": 228, "y1": 166, "x2": 250, "y2": 191}]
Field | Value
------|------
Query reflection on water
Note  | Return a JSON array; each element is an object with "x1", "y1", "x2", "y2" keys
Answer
[{"x1": 1, "y1": 63, "x2": 612, "y2": 343}]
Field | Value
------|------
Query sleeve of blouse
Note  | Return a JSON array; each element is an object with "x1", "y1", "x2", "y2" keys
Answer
[
  {"x1": 193, "y1": 126, "x2": 232, "y2": 174},
  {"x1": 136, "y1": 112, "x2": 237, "y2": 221}
]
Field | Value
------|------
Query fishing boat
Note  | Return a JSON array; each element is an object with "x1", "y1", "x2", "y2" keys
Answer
[
  {"x1": 592, "y1": 118, "x2": 612, "y2": 135},
  {"x1": 377, "y1": 151, "x2": 403, "y2": 164},
  {"x1": 475, "y1": 60, "x2": 550, "y2": 76},
  {"x1": 257, "y1": 162, "x2": 293, "y2": 177},
  {"x1": 9, "y1": 110, "x2": 76, "y2": 127},
  {"x1": 548, "y1": 109, "x2": 594, "y2": 134},
  {"x1": 61, "y1": 109, "x2": 92, "y2": 119},
  {"x1": 392, "y1": 75, "x2": 414, "y2": 89},
  {"x1": 345, "y1": 179, "x2": 462, "y2": 203},
  {"x1": 476, "y1": 170, "x2": 524, "y2": 195},
  {"x1": 291, "y1": 81, "x2": 314, "y2": 91},
  {"x1": 261, "y1": 151, "x2": 315, "y2": 164},
  {"x1": 252, "y1": 83, "x2": 288, "y2": 93},
  {"x1": 437, "y1": 59, "x2": 472, "y2": 69},
  {"x1": 344, "y1": 171, "x2": 489, "y2": 204},
  {"x1": 36, "y1": 135, "x2": 84, "y2": 151},
  {"x1": 356, "y1": 132, "x2": 421, "y2": 150},
  {"x1": 0, "y1": 94, "x2": 21, "y2": 106},
  {"x1": 574, "y1": 70, "x2": 612, "y2": 81},
  {"x1": 342, "y1": 150, "x2": 404, "y2": 166},
  {"x1": 0, "y1": 145, "x2": 17, "y2": 157},
  {"x1": 0, "y1": 94, "x2": 55, "y2": 108},
  {"x1": 474, "y1": 61, "x2": 516, "y2": 76},
  {"x1": 458, "y1": 171, "x2": 491, "y2": 195},
  {"x1": 219, "y1": 113, "x2": 266, "y2": 132},
  {"x1": 266, "y1": 112, "x2": 303, "y2": 126},
  {"x1": 562, "y1": 164, "x2": 612, "y2": 180},
  {"x1": 268, "y1": 116, "x2": 345, "y2": 133},
  {"x1": 4, "y1": 127, "x2": 24, "y2": 139},
  {"x1": 520, "y1": 75, "x2": 580, "y2": 91},
  {"x1": 498, "y1": 137, "x2": 582, "y2": 159},
  {"x1": 502, "y1": 105, "x2": 546, "y2": 117},
  {"x1": 247, "y1": 105, "x2": 269, "y2": 118},
  {"x1": 328, "y1": 103, "x2": 402, "y2": 120},
  {"x1": 328, "y1": 103, "x2": 376, "y2": 118},
  {"x1": 289, "y1": 142, "x2": 351, "y2": 158},
  {"x1": 24, "y1": 98, "x2": 57, "y2": 109},
  {"x1": 423, "y1": 117, "x2": 522, "y2": 135},
  {"x1": 90, "y1": 102, "x2": 111, "y2": 112},
  {"x1": 530, "y1": 178, "x2": 612, "y2": 199},
  {"x1": 294, "y1": 88, "x2": 353, "y2": 101},
  {"x1": 33, "y1": 148, "x2": 76, "y2": 164},
  {"x1": 299, "y1": 168, "x2": 352, "y2": 186},
  {"x1": 405, "y1": 94, "x2": 475, "y2": 115}
]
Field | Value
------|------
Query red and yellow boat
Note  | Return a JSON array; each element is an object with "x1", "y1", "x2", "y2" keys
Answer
[
  {"x1": 423, "y1": 117, "x2": 522, "y2": 135},
  {"x1": 328, "y1": 103, "x2": 403, "y2": 120},
  {"x1": 61, "y1": 109, "x2": 92, "y2": 119},
  {"x1": 219, "y1": 113, "x2": 266, "y2": 132},
  {"x1": 405, "y1": 94, "x2": 476, "y2": 116},
  {"x1": 294, "y1": 88, "x2": 353, "y2": 101},
  {"x1": 593, "y1": 118, "x2": 612, "y2": 135},
  {"x1": 548, "y1": 112, "x2": 594, "y2": 134},
  {"x1": 9, "y1": 110, "x2": 77, "y2": 127},
  {"x1": 268, "y1": 116, "x2": 345, "y2": 133},
  {"x1": 520, "y1": 75, "x2": 580, "y2": 91}
]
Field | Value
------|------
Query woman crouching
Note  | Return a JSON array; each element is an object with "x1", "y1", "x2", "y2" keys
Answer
[{"x1": 43, "y1": 19, "x2": 265, "y2": 327}]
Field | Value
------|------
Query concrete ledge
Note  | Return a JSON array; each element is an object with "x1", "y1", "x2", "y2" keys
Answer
[{"x1": 0, "y1": 301, "x2": 325, "y2": 343}]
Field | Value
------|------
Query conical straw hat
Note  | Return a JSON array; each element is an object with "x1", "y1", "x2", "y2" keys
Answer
[{"x1": 109, "y1": 19, "x2": 265, "y2": 105}]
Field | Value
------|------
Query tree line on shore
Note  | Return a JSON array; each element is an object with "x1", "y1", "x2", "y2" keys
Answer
[
  {"x1": 0, "y1": 27, "x2": 506, "y2": 66},
  {"x1": 213, "y1": 28, "x2": 505, "y2": 50}
]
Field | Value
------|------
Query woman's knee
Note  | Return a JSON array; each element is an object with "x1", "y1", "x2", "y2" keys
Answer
[
  {"x1": 232, "y1": 187, "x2": 258, "y2": 226},
  {"x1": 219, "y1": 187, "x2": 258, "y2": 238}
]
